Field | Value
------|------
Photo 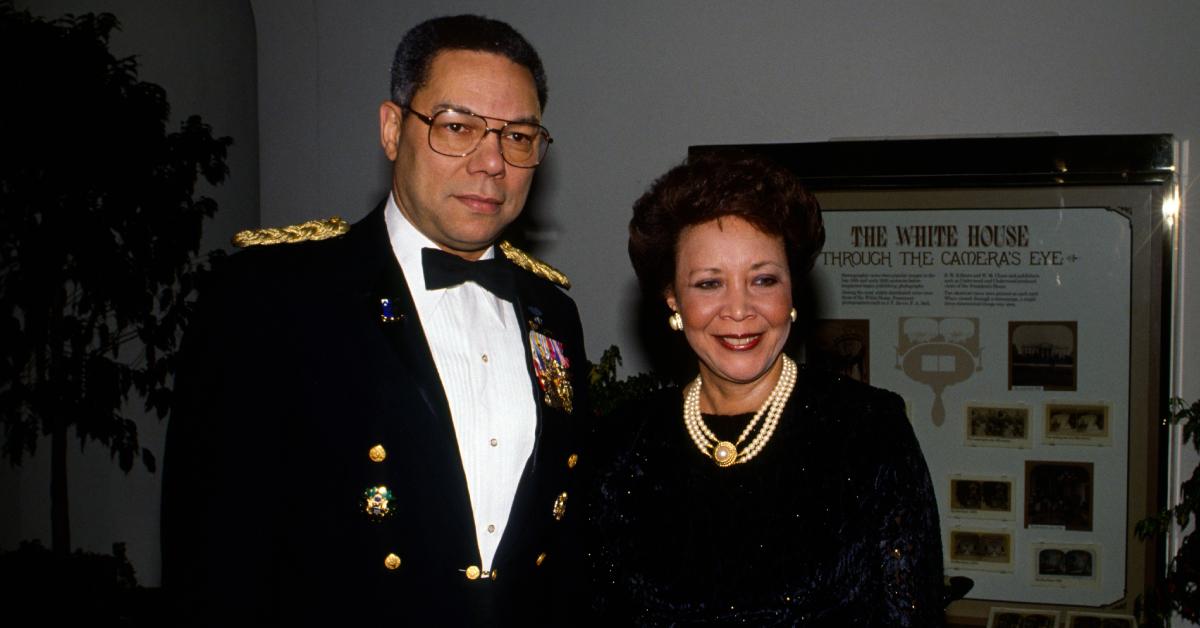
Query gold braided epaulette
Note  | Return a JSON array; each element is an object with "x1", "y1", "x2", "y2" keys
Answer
[
  {"x1": 232, "y1": 217, "x2": 350, "y2": 248},
  {"x1": 499, "y1": 241, "x2": 571, "y2": 289}
]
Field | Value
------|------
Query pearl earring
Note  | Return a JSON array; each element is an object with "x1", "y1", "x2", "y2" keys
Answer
[
  {"x1": 789, "y1": 308, "x2": 798, "y2": 323},
  {"x1": 668, "y1": 312, "x2": 683, "y2": 331}
]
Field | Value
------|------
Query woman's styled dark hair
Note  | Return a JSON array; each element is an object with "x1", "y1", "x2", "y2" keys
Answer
[
  {"x1": 390, "y1": 15, "x2": 548, "y2": 110},
  {"x1": 628, "y1": 152, "x2": 825, "y2": 298}
]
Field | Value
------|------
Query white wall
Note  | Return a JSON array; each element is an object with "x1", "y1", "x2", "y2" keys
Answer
[
  {"x1": 252, "y1": 0, "x2": 1199, "y2": 382},
  {"x1": 1, "y1": 0, "x2": 258, "y2": 587}
]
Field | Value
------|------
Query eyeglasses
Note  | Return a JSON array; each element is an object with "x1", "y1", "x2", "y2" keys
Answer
[{"x1": 404, "y1": 107, "x2": 552, "y2": 168}]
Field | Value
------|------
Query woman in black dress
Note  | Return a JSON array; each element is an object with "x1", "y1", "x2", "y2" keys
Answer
[{"x1": 587, "y1": 153, "x2": 944, "y2": 626}]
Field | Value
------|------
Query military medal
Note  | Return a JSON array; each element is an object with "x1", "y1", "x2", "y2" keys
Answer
[
  {"x1": 363, "y1": 485, "x2": 394, "y2": 519},
  {"x1": 528, "y1": 329, "x2": 573, "y2": 413},
  {"x1": 552, "y1": 491, "x2": 568, "y2": 521},
  {"x1": 379, "y1": 298, "x2": 402, "y2": 323},
  {"x1": 527, "y1": 306, "x2": 545, "y2": 330}
]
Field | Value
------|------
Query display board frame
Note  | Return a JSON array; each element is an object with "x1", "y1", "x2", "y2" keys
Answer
[{"x1": 691, "y1": 135, "x2": 1176, "y2": 626}]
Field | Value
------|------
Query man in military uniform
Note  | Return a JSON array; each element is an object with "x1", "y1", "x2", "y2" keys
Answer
[{"x1": 163, "y1": 15, "x2": 587, "y2": 626}]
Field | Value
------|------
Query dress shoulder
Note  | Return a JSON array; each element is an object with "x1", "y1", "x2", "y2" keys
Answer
[
  {"x1": 793, "y1": 367, "x2": 912, "y2": 446},
  {"x1": 591, "y1": 387, "x2": 681, "y2": 458}
]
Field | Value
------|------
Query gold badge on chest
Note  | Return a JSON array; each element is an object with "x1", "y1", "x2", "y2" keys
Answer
[{"x1": 363, "y1": 485, "x2": 394, "y2": 520}]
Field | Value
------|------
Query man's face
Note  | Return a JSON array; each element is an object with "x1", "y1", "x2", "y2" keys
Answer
[{"x1": 379, "y1": 50, "x2": 542, "y2": 260}]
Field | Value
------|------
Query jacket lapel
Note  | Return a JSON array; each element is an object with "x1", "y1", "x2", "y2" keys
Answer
[
  {"x1": 493, "y1": 262, "x2": 573, "y2": 562},
  {"x1": 355, "y1": 204, "x2": 479, "y2": 563},
  {"x1": 370, "y1": 247, "x2": 450, "y2": 422}
]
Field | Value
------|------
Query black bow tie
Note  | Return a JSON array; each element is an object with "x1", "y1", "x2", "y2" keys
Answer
[{"x1": 422, "y1": 247, "x2": 516, "y2": 301}]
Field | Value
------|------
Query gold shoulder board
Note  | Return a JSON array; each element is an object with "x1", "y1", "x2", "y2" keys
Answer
[
  {"x1": 499, "y1": 241, "x2": 571, "y2": 289},
  {"x1": 232, "y1": 217, "x2": 350, "y2": 248}
]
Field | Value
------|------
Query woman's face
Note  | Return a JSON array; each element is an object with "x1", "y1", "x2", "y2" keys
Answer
[{"x1": 666, "y1": 216, "x2": 793, "y2": 387}]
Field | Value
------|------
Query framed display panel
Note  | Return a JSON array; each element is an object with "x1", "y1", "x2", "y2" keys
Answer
[{"x1": 691, "y1": 135, "x2": 1175, "y2": 625}]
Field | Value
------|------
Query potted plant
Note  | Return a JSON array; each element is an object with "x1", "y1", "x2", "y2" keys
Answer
[
  {"x1": 588, "y1": 345, "x2": 677, "y2": 417},
  {"x1": 0, "y1": 4, "x2": 230, "y2": 621},
  {"x1": 1137, "y1": 398, "x2": 1200, "y2": 627}
]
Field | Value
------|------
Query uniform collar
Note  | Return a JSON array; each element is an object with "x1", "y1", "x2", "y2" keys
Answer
[{"x1": 383, "y1": 192, "x2": 506, "y2": 321}]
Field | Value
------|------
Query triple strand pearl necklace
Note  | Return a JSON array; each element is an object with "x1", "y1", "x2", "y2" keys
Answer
[{"x1": 683, "y1": 355, "x2": 798, "y2": 467}]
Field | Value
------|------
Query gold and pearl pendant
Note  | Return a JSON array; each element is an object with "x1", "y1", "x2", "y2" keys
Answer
[{"x1": 712, "y1": 441, "x2": 738, "y2": 467}]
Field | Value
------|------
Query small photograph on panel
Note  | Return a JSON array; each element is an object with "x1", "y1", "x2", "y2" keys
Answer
[
  {"x1": 806, "y1": 318, "x2": 870, "y2": 383},
  {"x1": 1009, "y1": 321, "x2": 1077, "y2": 391},
  {"x1": 965, "y1": 403, "x2": 1031, "y2": 448},
  {"x1": 987, "y1": 607, "x2": 1060, "y2": 628},
  {"x1": 949, "y1": 529, "x2": 1013, "y2": 572},
  {"x1": 1032, "y1": 543, "x2": 1099, "y2": 587},
  {"x1": 1025, "y1": 461, "x2": 1094, "y2": 531},
  {"x1": 1045, "y1": 402, "x2": 1111, "y2": 446},
  {"x1": 949, "y1": 476, "x2": 1014, "y2": 520},
  {"x1": 1065, "y1": 611, "x2": 1137, "y2": 628}
]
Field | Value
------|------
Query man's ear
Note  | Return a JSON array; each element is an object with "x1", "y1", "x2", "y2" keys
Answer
[{"x1": 379, "y1": 101, "x2": 404, "y2": 161}]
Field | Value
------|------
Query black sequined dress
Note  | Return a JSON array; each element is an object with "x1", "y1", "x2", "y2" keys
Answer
[{"x1": 586, "y1": 368, "x2": 944, "y2": 627}]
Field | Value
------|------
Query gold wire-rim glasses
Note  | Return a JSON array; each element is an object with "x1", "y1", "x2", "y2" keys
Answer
[{"x1": 404, "y1": 107, "x2": 552, "y2": 168}]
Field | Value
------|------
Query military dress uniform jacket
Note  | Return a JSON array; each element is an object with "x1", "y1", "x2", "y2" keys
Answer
[{"x1": 162, "y1": 202, "x2": 590, "y2": 626}]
